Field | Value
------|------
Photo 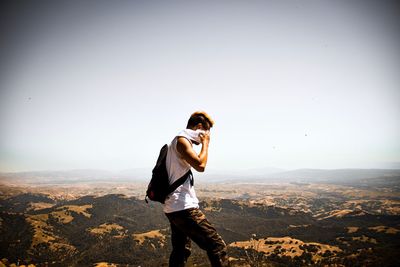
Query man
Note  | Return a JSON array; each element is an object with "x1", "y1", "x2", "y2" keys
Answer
[{"x1": 164, "y1": 111, "x2": 228, "y2": 267}]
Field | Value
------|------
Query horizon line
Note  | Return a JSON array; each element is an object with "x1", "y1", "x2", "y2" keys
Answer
[{"x1": 1, "y1": 166, "x2": 400, "y2": 174}]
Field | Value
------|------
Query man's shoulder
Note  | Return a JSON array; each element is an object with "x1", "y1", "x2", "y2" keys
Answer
[{"x1": 177, "y1": 136, "x2": 193, "y2": 147}]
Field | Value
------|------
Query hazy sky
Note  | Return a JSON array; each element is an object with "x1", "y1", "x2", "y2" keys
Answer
[{"x1": 0, "y1": 0, "x2": 399, "y2": 172}]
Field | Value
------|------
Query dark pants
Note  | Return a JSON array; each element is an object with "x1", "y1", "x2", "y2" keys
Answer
[{"x1": 165, "y1": 207, "x2": 229, "y2": 267}]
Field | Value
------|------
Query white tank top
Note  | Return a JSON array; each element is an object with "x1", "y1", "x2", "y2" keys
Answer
[{"x1": 163, "y1": 129, "x2": 200, "y2": 213}]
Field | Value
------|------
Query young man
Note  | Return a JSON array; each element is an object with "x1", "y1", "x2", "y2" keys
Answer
[{"x1": 164, "y1": 111, "x2": 228, "y2": 267}]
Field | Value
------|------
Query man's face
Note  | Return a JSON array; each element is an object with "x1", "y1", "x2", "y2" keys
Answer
[
  {"x1": 200, "y1": 122, "x2": 211, "y2": 131},
  {"x1": 192, "y1": 123, "x2": 210, "y2": 145}
]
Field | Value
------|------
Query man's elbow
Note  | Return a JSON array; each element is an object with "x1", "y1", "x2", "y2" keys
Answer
[{"x1": 194, "y1": 165, "x2": 205, "y2": 172}]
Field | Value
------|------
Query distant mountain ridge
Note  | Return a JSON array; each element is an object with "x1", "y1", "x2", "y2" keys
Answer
[
  {"x1": 0, "y1": 168, "x2": 151, "y2": 184},
  {"x1": 1, "y1": 168, "x2": 400, "y2": 185}
]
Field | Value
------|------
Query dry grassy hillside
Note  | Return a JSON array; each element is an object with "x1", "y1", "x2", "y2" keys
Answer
[{"x1": 1, "y1": 174, "x2": 399, "y2": 266}]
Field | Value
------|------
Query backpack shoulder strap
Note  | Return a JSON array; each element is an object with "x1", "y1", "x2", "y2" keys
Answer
[{"x1": 167, "y1": 169, "x2": 193, "y2": 195}]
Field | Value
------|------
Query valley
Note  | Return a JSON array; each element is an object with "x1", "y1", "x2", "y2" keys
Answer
[{"x1": 0, "y1": 170, "x2": 399, "y2": 266}]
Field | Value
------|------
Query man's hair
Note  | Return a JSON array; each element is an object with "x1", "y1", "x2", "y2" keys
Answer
[{"x1": 186, "y1": 111, "x2": 215, "y2": 130}]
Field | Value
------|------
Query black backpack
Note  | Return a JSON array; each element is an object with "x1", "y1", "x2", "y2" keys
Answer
[{"x1": 145, "y1": 144, "x2": 193, "y2": 204}]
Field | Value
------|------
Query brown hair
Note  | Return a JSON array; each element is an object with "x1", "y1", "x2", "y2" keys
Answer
[{"x1": 186, "y1": 111, "x2": 215, "y2": 129}]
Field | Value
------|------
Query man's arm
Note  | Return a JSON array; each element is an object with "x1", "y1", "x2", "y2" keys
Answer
[{"x1": 176, "y1": 132, "x2": 210, "y2": 172}]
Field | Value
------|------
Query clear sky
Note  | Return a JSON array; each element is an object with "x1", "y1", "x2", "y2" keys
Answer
[{"x1": 0, "y1": 0, "x2": 399, "y2": 172}]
